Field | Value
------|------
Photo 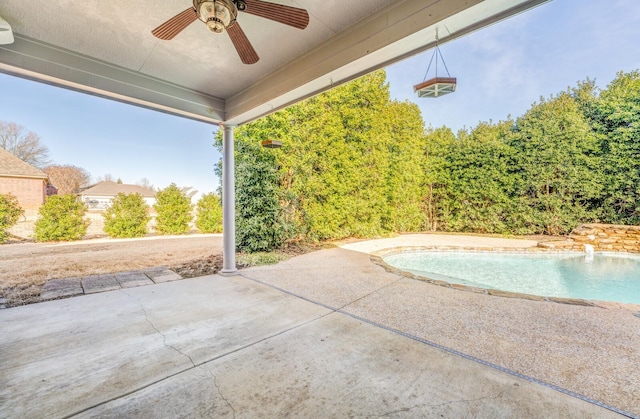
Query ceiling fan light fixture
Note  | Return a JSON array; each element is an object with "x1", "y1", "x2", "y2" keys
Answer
[
  {"x1": 153, "y1": 0, "x2": 309, "y2": 64},
  {"x1": 0, "y1": 15, "x2": 14, "y2": 45},
  {"x1": 193, "y1": 0, "x2": 237, "y2": 33}
]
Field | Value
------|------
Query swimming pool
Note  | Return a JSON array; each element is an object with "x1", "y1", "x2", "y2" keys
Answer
[{"x1": 383, "y1": 251, "x2": 640, "y2": 304}]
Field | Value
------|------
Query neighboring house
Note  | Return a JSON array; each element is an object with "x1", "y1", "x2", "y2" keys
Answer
[
  {"x1": 79, "y1": 181, "x2": 156, "y2": 210},
  {"x1": 0, "y1": 148, "x2": 51, "y2": 214}
]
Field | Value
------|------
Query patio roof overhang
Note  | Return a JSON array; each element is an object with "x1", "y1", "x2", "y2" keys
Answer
[{"x1": 0, "y1": 0, "x2": 547, "y2": 127}]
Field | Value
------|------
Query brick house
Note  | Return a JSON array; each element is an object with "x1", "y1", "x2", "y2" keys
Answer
[{"x1": 0, "y1": 148, "x2": 50, "y2": 214}]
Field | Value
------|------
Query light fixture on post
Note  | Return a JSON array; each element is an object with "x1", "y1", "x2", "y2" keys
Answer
[
  {"x1": 414, "y1": 29, "x2": 456, "y2": 98},
  {"x1": 193, "y1": 0, "x2": 239, "y2": 33},
  {"x1": 0, "y1": 15, "x2": 14, "y2": 45},
  {"x1": 261, "y1": 139, "x2": 282, "y2": 149}
]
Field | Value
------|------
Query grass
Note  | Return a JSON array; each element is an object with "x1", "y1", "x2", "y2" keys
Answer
[{"x1": 237, "y1": 251, "x2": 288, "y2": 267}]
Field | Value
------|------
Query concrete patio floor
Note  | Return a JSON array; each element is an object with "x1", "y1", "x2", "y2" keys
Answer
[{"x1": 1, "y1": 234, "x2": 633, "y2": 418}]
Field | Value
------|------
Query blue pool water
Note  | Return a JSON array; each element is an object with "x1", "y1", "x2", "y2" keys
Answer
[{"x1": 383, "y1": 251, "x2": 640, "y2": 304}]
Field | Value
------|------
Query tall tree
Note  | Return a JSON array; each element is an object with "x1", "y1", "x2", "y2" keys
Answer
[
  {"x1": 220, "y1": 70, "x2": 427, "y2": 244},
  {"x1": 0, "y1": 121, "x2": 51, "y2": 168},
  {"x1": 137, "y1": 177, "x2": 155, "y2": 190},
  {"x1": 509, "y1": 93, "x2": 602, "y2": 235},
  {"x1": 442, "y1": 121, "x2": 517, "y2": 234},
  {"x1": 589, "y1": 71, "x2": 640, "y2": 224},
  {"x1": 421, "y1": 126, "x2": 456, "y2": 231},
  {"x1": 234, "y1": 140, "x2": 292, "y2": 251},
  {"x1": 43, "y1": 165, "x2": 91, "y2": 195},
  {"x1": 96, "y1": 174, "x2": 115, "y2": 183},
  {"x1": 383, "y1": 100, "x2": 427, "y2": 232},
  {"x1": 284, "y1": 71, "x2": 392, "y2": 239}
]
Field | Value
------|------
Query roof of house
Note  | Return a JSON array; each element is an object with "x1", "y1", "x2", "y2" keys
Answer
[
  {"x1": 80, "y1": 181, "x2": 156, "y2": 198},
  {"x1": 0, "y1": 148, "x2": 48, "y2": 179}
]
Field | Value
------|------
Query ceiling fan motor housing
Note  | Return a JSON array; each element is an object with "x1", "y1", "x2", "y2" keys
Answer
[
  {"x1": 193, "y1": 0, "x2": 238, "y2": 33},
  {"x1": 153, "y1": 0, "x2": 309, "y2": 65}
]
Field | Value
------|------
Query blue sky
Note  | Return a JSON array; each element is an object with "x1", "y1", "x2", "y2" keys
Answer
[
  {"x1": 388, "y1": 0, "x2": 640, "y2": 132},
  {"x1": 1, "y1": 0, "x2": 639, "y2": 199}
]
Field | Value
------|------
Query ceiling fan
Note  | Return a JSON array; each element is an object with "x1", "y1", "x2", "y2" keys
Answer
[{"x1": 151, "y1": 0, "x2": 309, "y2": 65}]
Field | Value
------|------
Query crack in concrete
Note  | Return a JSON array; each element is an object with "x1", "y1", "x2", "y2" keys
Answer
[
  {"x1": 208, "y1": 370, "x2": 237, "y2": 419},
  {"x1": 121, "y1": 289, "x2": 196, "y2": 368},
  {"x1": 369, "y1": 390, "x2": 508, "y2": 417}
]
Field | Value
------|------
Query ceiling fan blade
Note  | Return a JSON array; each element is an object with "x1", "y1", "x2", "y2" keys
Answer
[
  {"x1": 151, "y1": 8, "x2": 197, "y2": 40},
  {"x1": 243, "y1": 0, "x2": 309, "y2": 30},
  {"x1": 227, "y1": 22, "x2": 260, "y2": 64}
]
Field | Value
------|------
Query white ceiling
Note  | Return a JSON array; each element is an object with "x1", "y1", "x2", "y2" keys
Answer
[{"x1": 0, "y1": 0, "x2": 548, "y2": 126}]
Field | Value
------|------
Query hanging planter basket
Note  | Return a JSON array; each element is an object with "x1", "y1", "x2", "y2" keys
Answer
[{"x1": 414, "y1": 33, "x2": 456, "y2": 98}]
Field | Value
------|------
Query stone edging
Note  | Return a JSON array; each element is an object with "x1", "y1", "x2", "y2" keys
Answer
[
  {"x1": 370, "y1": 246, "x2": 598, "y2": 307},
  {"x1": 0, "y1": 268, "x2": 183, "y2": 309},
  {"x1": 40, "y1": 268, "x2": 183, "y2": 300}
]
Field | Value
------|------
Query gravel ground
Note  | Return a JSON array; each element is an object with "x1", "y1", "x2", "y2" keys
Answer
[{"x1": 244, "y1": 235, "x2": 640, "y2": 417}]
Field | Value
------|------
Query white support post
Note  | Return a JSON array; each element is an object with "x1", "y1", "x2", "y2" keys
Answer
[{"x1": 221, "y1": 124, "x2": 237, "y2": 274}]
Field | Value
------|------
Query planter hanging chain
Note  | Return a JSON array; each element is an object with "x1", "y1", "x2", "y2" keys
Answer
[
  {"x1": 413, "y1": 28, "x2": 457, "y2": 98},
  {"x1": 422, "y1": 31, "x2": 452, "y2": 82}
]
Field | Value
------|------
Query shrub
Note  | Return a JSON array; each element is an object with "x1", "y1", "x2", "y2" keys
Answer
[
  {"x1": 195, "y1": 193, "x2": 223, "y2": 233},
  {"x1": 154, "y1": 183, "x2": 193, "y2": 235},
  {"x1": 103, "y1": 193, "x2": 151, "y2": 238},
  {"x1": 0, "y1": 193, "x2": 24, "y2": 243},
  {"x1": 34, "y1": 194, "x2": 88, "y2": 241},
  {"x1": 234, "y1": 140, "x2": 292, "y2": 252}
]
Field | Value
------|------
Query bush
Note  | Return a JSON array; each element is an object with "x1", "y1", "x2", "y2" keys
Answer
[
  {"x1": 103, "y1": 193, "x2": 151, "y2": 238},
  {"x1": 154, "y1": 183, "x2": 193, "y2": 235},
  {"x1": 195, "y1": 193, "x2": 223, "y2": 233},
  {"x1": 0, "y1": 193, "x2": 24, "y2": 243},
  {"x1": 34, "y1": 195, "x2": 88, "y2": 241},
  {"x1": 234, "y1": 141, "x2": 292, "y2": 252}
]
